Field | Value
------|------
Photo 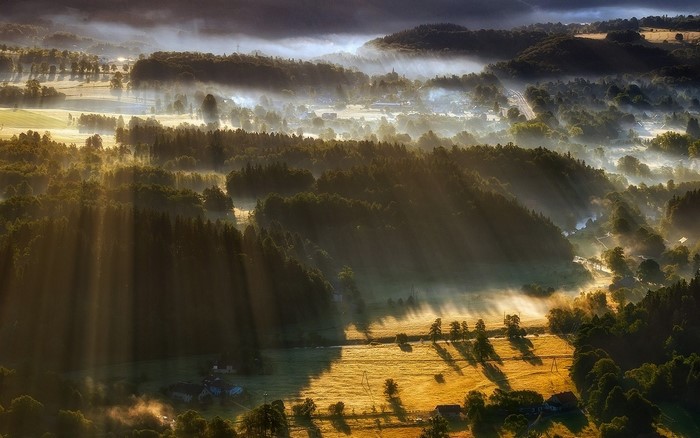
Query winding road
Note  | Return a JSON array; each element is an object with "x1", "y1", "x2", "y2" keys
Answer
[{"x1": 509, "y1": 89, "x2": 536, "y2": 120}]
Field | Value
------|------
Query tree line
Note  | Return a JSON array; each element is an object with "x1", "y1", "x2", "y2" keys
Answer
[
  {"x1": 368, "y1": 23, "x2": 551, "y2": 60},
  {"x1": 130, "y1": 51, "x2": 369, "y2": 91}
]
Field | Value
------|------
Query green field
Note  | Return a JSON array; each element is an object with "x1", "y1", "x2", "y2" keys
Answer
[{"x1": 0, "y1": 108, "x2": 68, "y2": 130}]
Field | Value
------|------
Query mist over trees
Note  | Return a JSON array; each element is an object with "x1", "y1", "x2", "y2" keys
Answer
[{"x1": 257, "y1": 149, "x2": 574, "y2": 279}]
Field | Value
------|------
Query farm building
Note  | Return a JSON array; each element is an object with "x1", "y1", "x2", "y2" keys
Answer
[
  {"x1": 168, "y1": 383, "x2": 212, "y2": 404},
  {"x1": 203, "y1": 375, "x2": 244, "y2": 397},
  {"x1": 544, "y1": 391, "x2": 578, "y2": 412},
  {"x1": 434, "y1": 404, "x2": 462, "y2": 418}
]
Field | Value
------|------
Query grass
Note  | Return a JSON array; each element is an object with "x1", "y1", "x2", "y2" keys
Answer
[
  {"x1": 576, "y1": 28, "x2": 700, "y2": 44},
  {"x1": 72, "y1": 334, "x2": 577, "y2": 437},
  {"x1": 0, "y1": 76, "x2": 207, "y2": 146},
  {"x1": 0, "y1": 108, "x2": 68, "y2": 130}
]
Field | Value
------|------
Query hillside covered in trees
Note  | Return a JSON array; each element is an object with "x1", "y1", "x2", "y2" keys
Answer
[
  {"x1": 130, "y1": 52, "x2": 369, "y2": 90},
  {"x1": 564, "y1": 277, "x2": 700, "y2": 436},
  {"x1": 257, "y1": 152, "x2": 574, "y2": 279},
  {"x1": 491, "y1": 35, "x2": 680, "y2": 78},
  {"x1": 0, "y1": 126, "x2": 604, "y2": 371},
  {"x1": 0, "y1": 132, "x2": 334, "y2": 370},
  {"x1": 366, "y1": 24, "x2": 551, "y2": 59}
]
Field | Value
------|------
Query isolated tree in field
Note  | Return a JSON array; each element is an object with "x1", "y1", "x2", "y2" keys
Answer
[
  {"x1": 240, "y1": 403, "x2": 288, "y2": 437},
  {"x1": 418, "y1": 414, "x2": 450, "y2": 438},
  {"x1": 473, "y1": 331, "x2": 494, "y2": 362},
  {"x1": 472, "y1": 320, "x2": 493, "y2": 361},
  {"x1": 675, "y1": 33, "x2": 684, "y2": 42},
  {"x1": 504, "y1": 314, "x2": 526, "y2": 339},
  {"x1": 384, "y1": 378, "x2": 399, "y2": 399},
  {"x1": 328, "y1": 401, "x2": 345, "y2": 417},
  {"x1": 201, "y1": 93, "x2": 219, "y2": 124},
  {"x1": 429, "y1": 318, "x2": 442, "y2": 342},
  {"x1": 475, "y1": 319, "x2": 486, "y2": 335},
  {"x1": 449, "y1": 320, "x2": 461, "y2": 341},
  {"x1": 461, "y1": 321, "x2": 470, "y2": 341},
  {"x1": 395, "y1": 332, "x2": 409, "y2": 346},
  {"x1": 291, "y1": 398, "x2": 316, "y2": 419}
]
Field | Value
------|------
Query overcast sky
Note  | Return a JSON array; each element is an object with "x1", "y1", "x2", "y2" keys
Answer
[
  {"x1": 5, "y1": 0, "x2": 698, "y2": 38},
  {"x1": 3, "y1": 0, "x2": 698, "y2": 59}
]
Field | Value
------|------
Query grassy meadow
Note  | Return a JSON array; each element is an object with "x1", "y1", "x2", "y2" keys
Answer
[
  {"x1": 71, "y1": 333, "x2": 590, "y2": 437},
  {"x1": 577, "y1": 27, "x2": 700, "y2": 44}
]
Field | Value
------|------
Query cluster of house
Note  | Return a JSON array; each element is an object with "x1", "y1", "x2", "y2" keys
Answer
[
  {"x1": 433, "y1": 391, "x2": 579, "y2": 419},
  {"x1": 166, "y1": 375, "x2": 244, "y2": 404}
]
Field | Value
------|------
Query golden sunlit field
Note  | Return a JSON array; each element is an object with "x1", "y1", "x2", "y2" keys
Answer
[
  {"x1": 576, "y1": 27, "x2": 700, "y2": 44},
  {"x1": 0, "y1": 79, "x2": 210, "y2": 147},
  {"x1": 73, "y1": 333, "x2": 595, "y2": 437}
]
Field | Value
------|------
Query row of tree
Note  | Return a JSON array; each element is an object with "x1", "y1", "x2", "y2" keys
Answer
[{"x1": 130, "y1": 51, "x2": 368, "y2": 91}]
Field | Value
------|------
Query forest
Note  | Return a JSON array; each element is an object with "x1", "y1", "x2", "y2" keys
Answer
[
  {"x1": 553, "y1": 276, "x2": 700, "y2": 437},
  {"x1": 129, "y1": 52, "x2": 369, "y2": 91}
]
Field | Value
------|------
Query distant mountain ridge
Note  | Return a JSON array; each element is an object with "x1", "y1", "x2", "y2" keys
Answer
[{"x1": 368, "y1": 22, "x2": 700, "y2": 80}]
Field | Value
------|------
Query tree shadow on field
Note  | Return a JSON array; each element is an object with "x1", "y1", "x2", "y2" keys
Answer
[
  {"x1": 548, "y1": 409, "x2": 590, "y2": 435},
  {"x1": 471, "y1": 423, "x2": 500, "y2": 438},
  {"x1": 351, "y1": 313, "x2": 373, "y2": 341},
  {"x1": 389, "y1": 396, "x2": 408, "y2": 422},
  {"x1": 433, "y1": 343, "x2": 463, "y2": 375},
  {"x1": 399, "y1": 343, "x2": 413, "y2": 352},
  {"x1": 452, "y1": 340, "x2": 477, "y2": 366},
  {"x1": 295, "y1": 416, "x2": 324, "y2": 437},
  {"x1": 481, "y1": 362, "x2": 511, "y2": 391},
  {"x1": 489, "y1": 347, "x2": 503, "y2": 365},
  {"x1": 510, "y1": 337, "x2": 542, "y2": 365},
  {"x1": 329, "y1": 415, "x2": 351, "y2": 435}
]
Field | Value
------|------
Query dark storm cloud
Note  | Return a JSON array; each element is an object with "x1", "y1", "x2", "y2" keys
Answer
[{"x1": 4, "y1": 0, "x2": 698, "y2": 37}]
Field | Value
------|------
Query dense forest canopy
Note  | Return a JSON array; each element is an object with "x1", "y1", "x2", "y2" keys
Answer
[
  {"x1": 130, "y1": 52, "x2": 369, "y2": 90},
  {"x1": 257, "y1": 150, "x2": 575, "y2": 279},
  {"x1": 367, "y1": 24, "x2": 551, "y2": 60},
  {"x1": 0, "y1": 126, "x2": 602, "y2": 370},
  {"x1": 490, "y1": 35, "x2": 680, "y2": 79}
]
